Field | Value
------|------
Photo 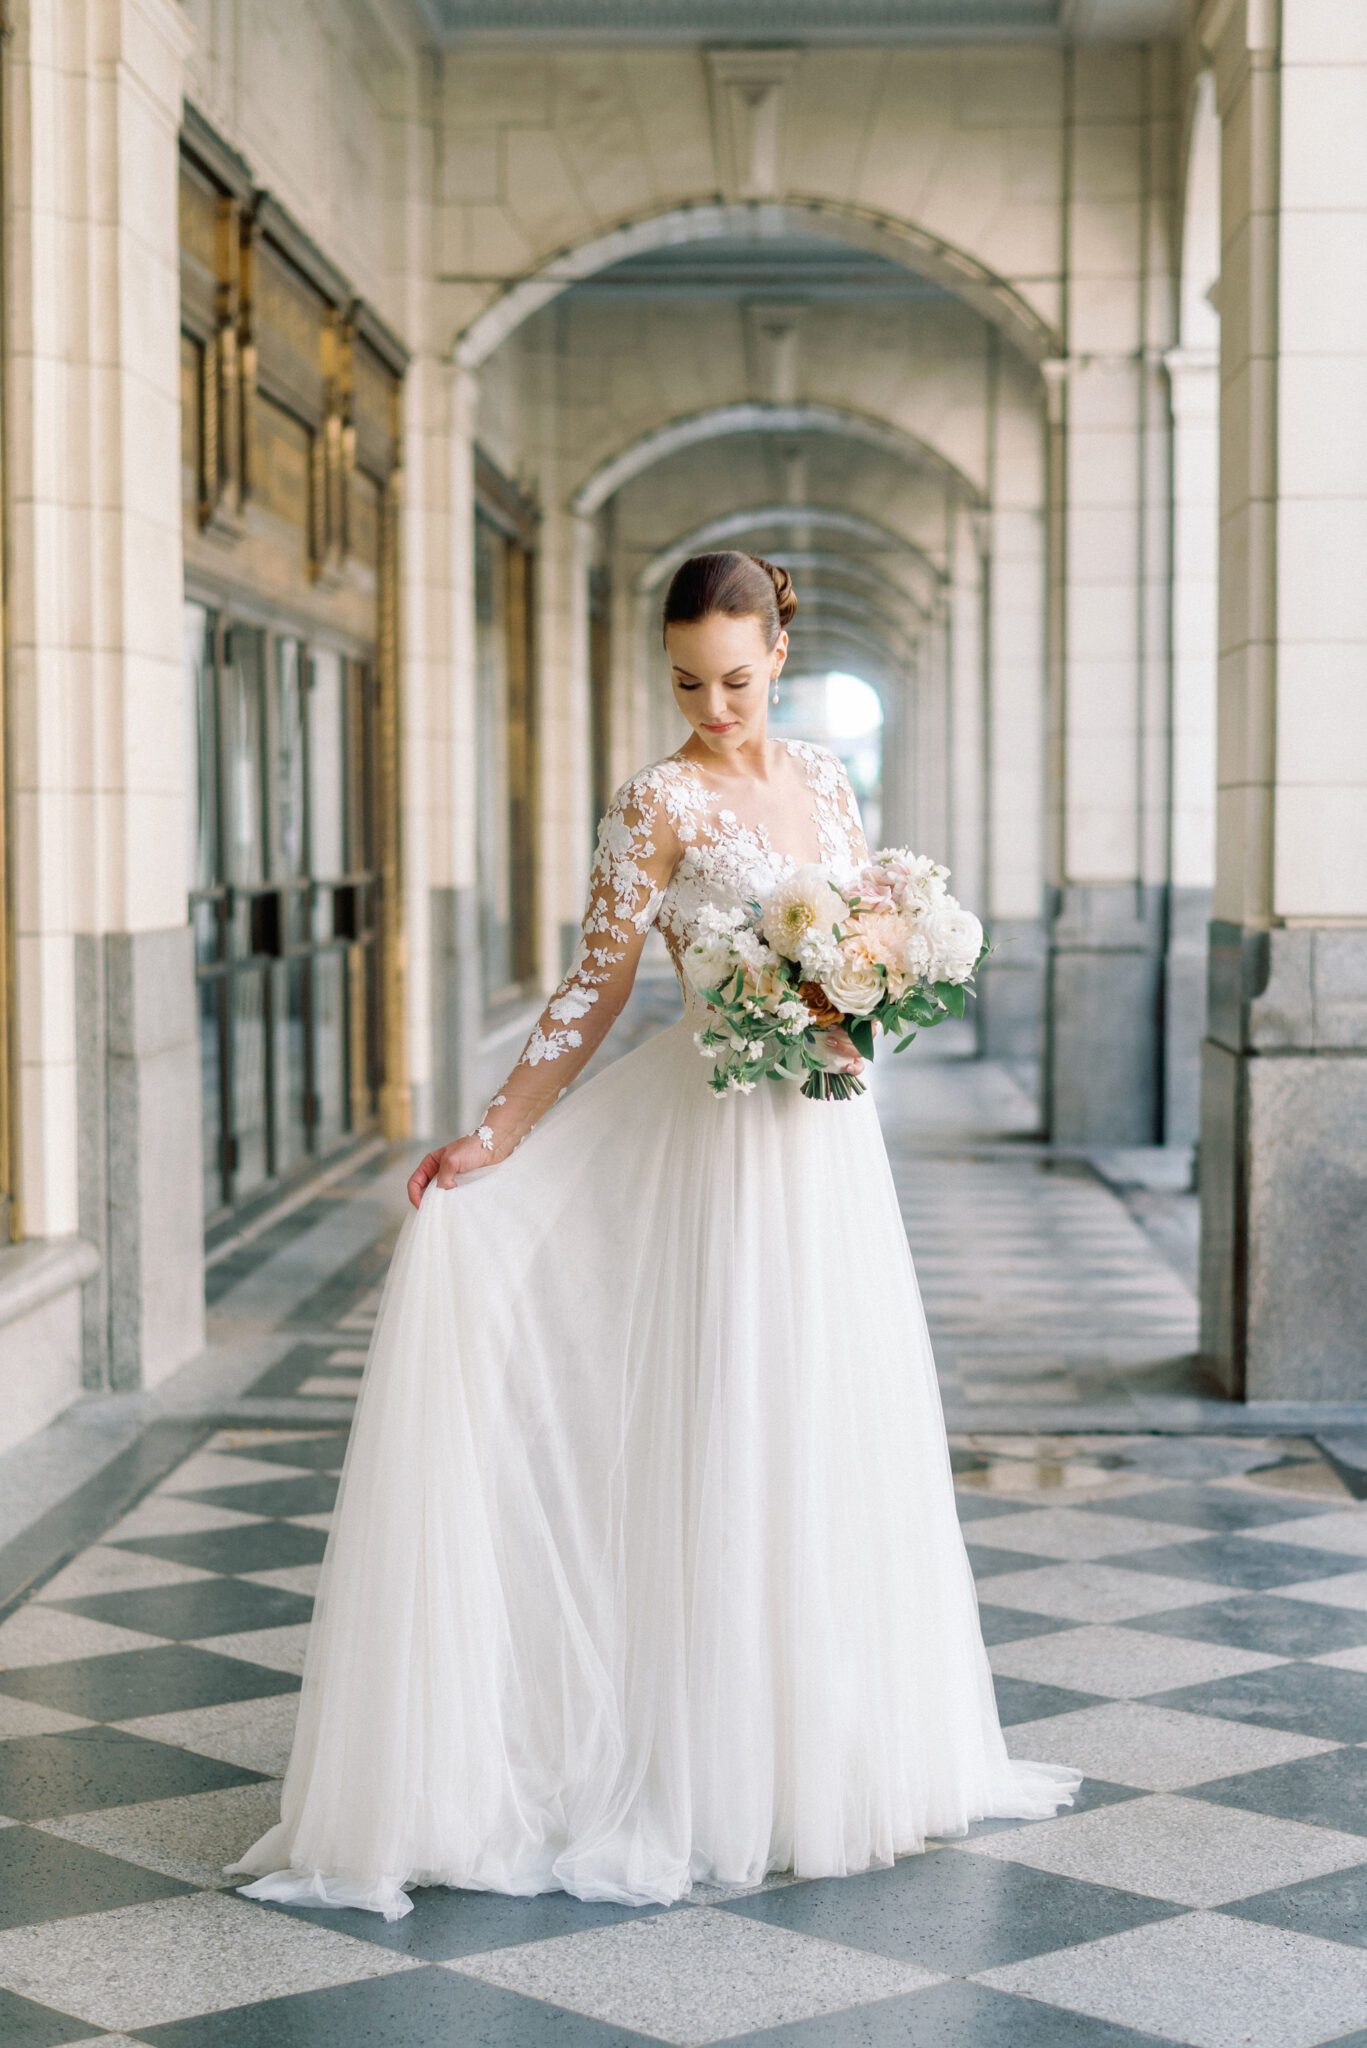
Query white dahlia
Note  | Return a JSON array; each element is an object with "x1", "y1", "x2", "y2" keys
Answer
[{"x1": 759, "y1": 864, "x2": 847, "y2": 961}]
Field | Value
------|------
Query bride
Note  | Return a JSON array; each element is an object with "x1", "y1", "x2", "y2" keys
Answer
[{"x1": 225, "y1": 550, "x2": 1082, "y2": 1921}]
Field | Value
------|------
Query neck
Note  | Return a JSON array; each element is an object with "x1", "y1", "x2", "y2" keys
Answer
[{"x1": 676, "y1": 731, "x2": 779, "y2": 781}]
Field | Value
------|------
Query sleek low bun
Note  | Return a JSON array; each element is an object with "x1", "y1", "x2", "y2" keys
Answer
[
  {"x1": 659, "y1": 549, "x2": 797, "y2": 650},
  {"x1": 746, "y1": 553, "x2": 798, "y2": 630}
]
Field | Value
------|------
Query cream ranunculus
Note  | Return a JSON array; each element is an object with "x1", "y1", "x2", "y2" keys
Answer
[
  {"x1": 923, "y1": 900, "x2": 984, "y2": 983},
  {"x1": 760, "y1": 864, "x2": 848, "y2": 961},
  {"x1": 819, "y1": 934, "x2": 886, "y2": 1016}
]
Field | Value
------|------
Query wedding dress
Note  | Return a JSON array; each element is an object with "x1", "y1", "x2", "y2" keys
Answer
[{"x1": 225, "y1": 736, "x2": 1082, "y2": 1921}]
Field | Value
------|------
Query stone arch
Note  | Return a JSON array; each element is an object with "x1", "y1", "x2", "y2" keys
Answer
[
  {"x1": 571, "y1": 401, "x2": 984, "y2": 520},
  {"x1": 452, "y1": 199, "x2": 1059, "y2": 372},
  {"x1": 634, "y1": 504, "x2": 948, "y2": 610}
]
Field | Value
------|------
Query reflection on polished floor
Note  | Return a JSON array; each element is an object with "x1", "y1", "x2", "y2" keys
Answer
[{"x1": 2, "y1": 995, "x2": 1367, "y2": 2045}]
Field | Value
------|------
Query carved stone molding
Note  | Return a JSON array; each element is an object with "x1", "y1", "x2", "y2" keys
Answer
[{"x1": 704, "y1": 46, "x2": 802, "y2": 202}]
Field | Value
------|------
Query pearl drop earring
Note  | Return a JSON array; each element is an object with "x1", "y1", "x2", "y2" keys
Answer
[{"x1": 770, "y1": 670, "x2": 780, "y2": 706}]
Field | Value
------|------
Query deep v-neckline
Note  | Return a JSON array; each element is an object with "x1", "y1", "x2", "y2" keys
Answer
[{"x1": 665, "y1": 738, "x2": 828, "y2": 874}]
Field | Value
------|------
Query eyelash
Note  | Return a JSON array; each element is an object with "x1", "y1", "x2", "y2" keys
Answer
[{"x1": 675, "y1": 677, "x2": 752, "y2": 691}]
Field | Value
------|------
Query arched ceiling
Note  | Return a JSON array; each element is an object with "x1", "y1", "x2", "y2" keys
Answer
[
  {"x1": 453, "y1": 200, "x2": 1058, "y2": 368},
  {"x1": 429, "y1": 1, "x2": 1184, "y2": 41},
  {"x1": 572, "y1": 402, "x2": 985, "y2": 517}
]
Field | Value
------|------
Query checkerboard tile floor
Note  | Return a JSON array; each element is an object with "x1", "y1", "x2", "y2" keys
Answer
[{"x1": 3, "y1": 1402, "x2": 1367, "y2": 2048}]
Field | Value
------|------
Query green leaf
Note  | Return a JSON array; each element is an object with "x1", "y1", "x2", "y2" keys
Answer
[
  {"x1": 893, "y1": 1030, "x2": 918, "y2": 1052},
  {"x1": 848, "y1": 1015, "x2": 876, "y2": 1061}
]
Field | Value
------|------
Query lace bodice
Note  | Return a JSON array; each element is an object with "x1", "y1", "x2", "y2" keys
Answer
[{"x1": 472, "y1": 738, "x2": 870, "y2": 1160}]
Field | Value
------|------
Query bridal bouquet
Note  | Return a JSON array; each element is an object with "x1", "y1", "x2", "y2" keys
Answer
[{"x1": 686, "y1": 850, "x2": 988, "y2": 1101}]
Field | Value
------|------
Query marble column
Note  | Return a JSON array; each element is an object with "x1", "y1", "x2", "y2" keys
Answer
[
  {"x1": 1199, "y1": 0, "x2": 1367, "y2": 1398},
  {"x1": 6, "y1": 0, "x2": 203, "y2": 1407},
  {"x1": 1163, "y1": 346, "x2": 1219, "y2": 1145}
]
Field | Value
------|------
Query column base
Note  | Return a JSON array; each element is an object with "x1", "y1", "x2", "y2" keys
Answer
[
  {"x1": 1163, "y1": 885, "x2": 1212, "y2": 1147},
  {"x1": 1200, "y1": 922, "x2": 1367, "y2": 1400},
  {"x1": 74, "y1": 926, "x2": 206, "y2": 1393},
  {"x1": 978, "y1": 916, "x2": 1047, "y2": 1065},
  {"x1": 1046, "y1": 883, "x2": 1165, "y2": 1145}
]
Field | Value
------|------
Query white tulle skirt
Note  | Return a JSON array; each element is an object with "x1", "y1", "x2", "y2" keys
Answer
[{"x1": 224, "y1": 1008, "x2": 1082, "y2": 1920}]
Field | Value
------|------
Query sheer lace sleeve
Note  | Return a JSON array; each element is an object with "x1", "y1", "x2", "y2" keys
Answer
[
  {"x1": 832, "y1": 754, "x2": 870, "y2": 866},
  {"x1": 470, "y1": 771, "x2": 683, "y2": 1162}
]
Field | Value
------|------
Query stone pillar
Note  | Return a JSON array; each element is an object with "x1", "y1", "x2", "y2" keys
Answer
[
  {"x1": 535, "y1": 503, "x2": 596, "y2": 984},
  {"x1": 1163, "y1": 346, "x2": 1219, "y2": 1144},
  {"x1": 7, "y1": 0, "x2": 203, "y2": 1399},
  {"x1": 982, "y1": 491, "x2": 1048, "y2": 1069},
  {"x1": 1199, "y1": 0, "x2": 1367, "y2": 1398},
  {"x1": 1043, "y1": 49, "x2": 1176, "y2": 1143},
  {"x1": 426, "y1": 359, "x2": 482, "y2": 1140},
  {"x1": 946, "y1": 520, "x2": 986, "y2": 924}
]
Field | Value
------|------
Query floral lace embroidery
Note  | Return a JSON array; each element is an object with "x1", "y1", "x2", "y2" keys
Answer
[
  {"x1": 513, "y1": 766, "x2": 708, "y2": 1073},
  {"x1": 653, "y1": 739, "x2": 867, "y2": 994},
  {"x1": 477, "y1": 741, "x2": 868, "y2": 1156}
]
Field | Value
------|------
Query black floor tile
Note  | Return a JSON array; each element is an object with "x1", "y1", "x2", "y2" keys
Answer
[
  {"x1": 966, "y1": 1544, "x2": 1058, "y2": 1581},
  {"x1": 1189, "y1": 1742, "x2": 1367, "y2": 1835},
  {"x1": 0, "y1": 1985, "x2": 100, "y2": 2048},
  {"x1": 1119, "y1": 1593, "x2": 1367, "y2": 1657},
  {"x1": 176, "y1": 1473, "x2": 340, "y2": 1519},
  {"x1": 992, "y1": 1675, "x2": 1103, "y2": 1726},
  {"x1": 218, "y1": 1433, "x2": 349, "y2": 1475},
  {"x1": 256, "y1": 1880, "x2": 672, "y2": 1962},
  {"x1": 0, "y1": 1641, "x2": 298, "y2": 1721},
  {"x1": 1111, "y1": 1533, "x2": 1367, "y2": 1593},
  {"x1": 714, "y1": 1845, "x2": 1178, "y2": 1977},
  {"x1": 952, "y1": 1492, "x2": 1034, "y2": 1525},
  {"x1": 713, "y1": 1975, "x2": 1176, "y2": 2046},
  {"x1": 137, "y1": 1961, "x2": 658, "y2": 2047},
  {"x1": 0, "y1": 1821, "x2": 195, "y2": 1928},
  {"x1": 1147, "y1": 1660, "x2": 1367, "y2": 1742},
  {"x1": 1072, "y1": 1483, "x2": 1335, "y2": 1534},
  {"x1": 956, "y1": 1776, "x2": 1141, "y2": 1837},
  {"x1": 1222, "y1": 1860, "x2": 1367, "y2": 1945},
  {"x1": 108, "y1": 1521, "x2": 330, "y2": 1576},
  {"x1": 45, "y1": 1576, "x2": 314, "y2": 1642},
  {"x1": 0, "y1": 1724, "x2": 270, "y2": 1821},
  {"x1": 977, "y1": 1605, "x2": 1082, "y2": 1648}
]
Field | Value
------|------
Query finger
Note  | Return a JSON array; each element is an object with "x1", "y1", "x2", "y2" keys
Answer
[{"x1": 435, "y1": 1155, "x2": 460, "y2": 1189}]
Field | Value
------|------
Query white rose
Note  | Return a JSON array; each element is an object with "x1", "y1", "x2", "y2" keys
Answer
[
  {"x1": 685, "y1": 935, "x2": 739, "y2": 992},
  {"x1": 819, "y1": 935, "x2": 885, "y2": 1016},
  {"x1": 760, "y1": 864, "x2": 847, "y2": 961},
  {"x1": 924, "y1": 900, "x2": 983, "y2": 983}
]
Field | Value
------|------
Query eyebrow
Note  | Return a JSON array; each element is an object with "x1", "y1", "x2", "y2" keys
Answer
[{"x1": 672, "y1": 664, "x2": 753, "y2": 681}]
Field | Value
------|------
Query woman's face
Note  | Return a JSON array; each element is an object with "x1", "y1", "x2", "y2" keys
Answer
[{"x1": 666, "y1": 611, "x2": 787, "y2": 758}]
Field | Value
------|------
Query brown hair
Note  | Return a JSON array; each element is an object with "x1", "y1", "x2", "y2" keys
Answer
[{"x1": 660, "y1": 550, "x2": 798, "y2": 650}]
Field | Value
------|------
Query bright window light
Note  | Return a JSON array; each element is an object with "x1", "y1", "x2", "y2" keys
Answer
[{"x1": 824, "y1": 672, "x2": 883, "y2": 739}]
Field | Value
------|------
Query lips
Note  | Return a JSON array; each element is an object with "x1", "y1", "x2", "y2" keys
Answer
[{"x1": 703, "y1": 721, "x2": 736, "y2": 732}]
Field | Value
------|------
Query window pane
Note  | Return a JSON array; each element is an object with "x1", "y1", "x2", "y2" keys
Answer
[
  {"x1": 313, "y1": 949, "x2": 348, "y2": 1151},
  {"x1": 199, "y1": 974, "x2": 226, "y2": 1221},
  {"x1": 184, "y1": 601, "x2": 218, "y2": 893},
  {"x1": 309, "y1": 649, "x2": 346, "y2": 879},
  {"x1": 272, "y1": 956, "x2": 309, "y2": 1174},
  {"x1": 231, "y1": 967, "x2": 270, "y2": 1197},
  {"x1": 223, "y1": 626, "x2": 267, "y2": 889},
  {"x1": 273, "y1": 636, "x2": 307, "y2": 881}
]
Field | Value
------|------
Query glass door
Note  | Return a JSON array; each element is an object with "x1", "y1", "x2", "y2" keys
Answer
[{"x1": 187, "y1": 601, "x2": 384, "y2": 1226}]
